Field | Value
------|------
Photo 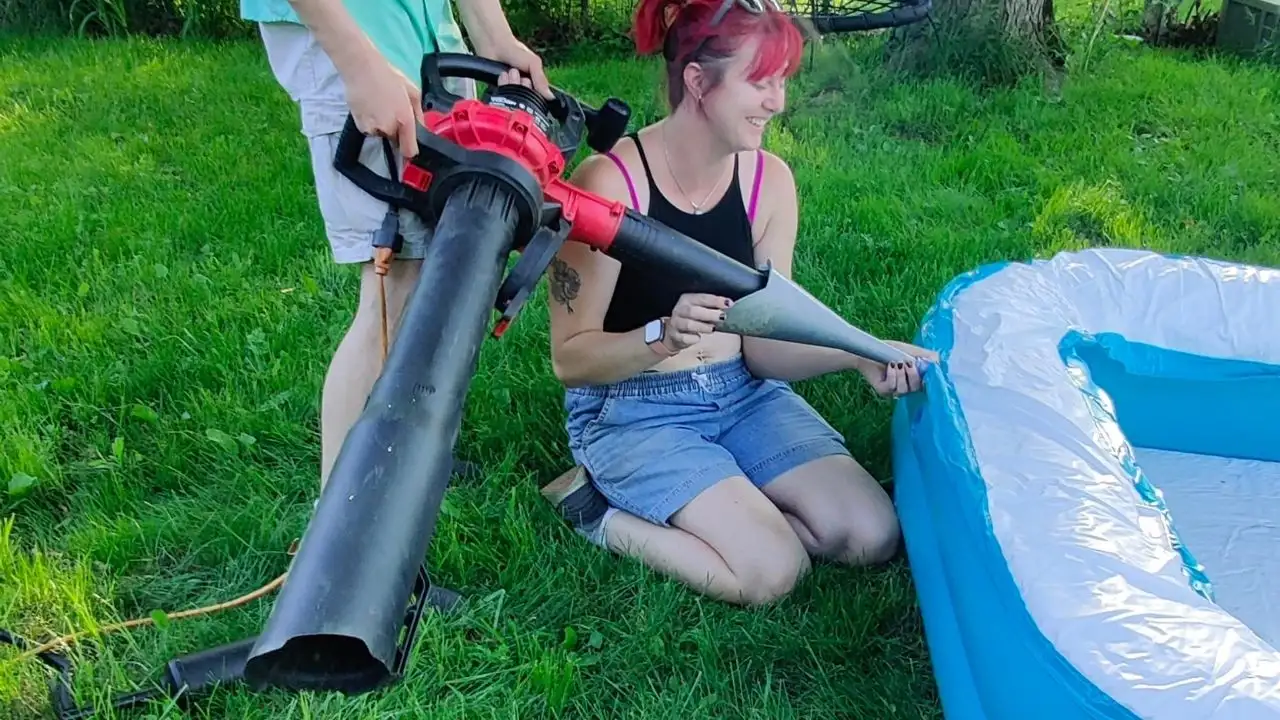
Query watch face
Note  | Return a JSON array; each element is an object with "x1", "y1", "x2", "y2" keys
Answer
[{"x1": 645, "y1": 319, "x2": 661, "y2": 344}]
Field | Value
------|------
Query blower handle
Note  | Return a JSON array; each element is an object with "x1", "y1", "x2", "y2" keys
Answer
[
  {"x1": 332, "y1": 115, "x2": 420, "y2": 210},
  {"x1": 418, "y1": 54, "x2": 571, "y2": 123},
  {"x1": 420, "y1": 53, "x2": 630, "y2": 158}
]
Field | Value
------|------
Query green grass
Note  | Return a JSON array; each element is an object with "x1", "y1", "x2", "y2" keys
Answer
[{"x1": 2, "y1": 20, "x2": 1279, "y2": 720}]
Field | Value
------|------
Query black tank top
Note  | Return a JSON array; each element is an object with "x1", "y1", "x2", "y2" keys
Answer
[{"x1": 602, "y1": 132, "x2": 758, "y2": 334}]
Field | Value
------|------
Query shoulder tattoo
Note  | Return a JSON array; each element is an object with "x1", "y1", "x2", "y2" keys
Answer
[{"x1": 548, "y1": 257, "x2": 581, "y2": 313}]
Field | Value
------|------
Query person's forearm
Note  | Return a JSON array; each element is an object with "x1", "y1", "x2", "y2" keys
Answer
[
  {"x1": 454, "y1": 0, "x2": 516, "y2": 56},
  {"x1": 553, "y1": 329, "x2": 669, "y2": 387},
  {"x1": 742, "y1": 337, "x2": 870, "y2": 383},
  {"x1": 287, "y1": 0, "x2": 381, "y2": 75}
]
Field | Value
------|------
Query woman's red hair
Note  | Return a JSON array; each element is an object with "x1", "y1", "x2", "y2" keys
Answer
[{"x1": 632, "y1": 0, "x2": 806, "y2": 109}]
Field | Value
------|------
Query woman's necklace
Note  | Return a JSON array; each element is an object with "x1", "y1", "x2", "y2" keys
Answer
[{"x1": 662, "y1": 123, "x2": 731, "y2": 215}]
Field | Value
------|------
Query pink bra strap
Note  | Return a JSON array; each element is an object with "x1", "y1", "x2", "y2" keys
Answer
[
  {"x1": 748, "y1": 150, "x2": 764, "y2": 224},
  {"x1": 603, "y1": 151, "x2": 641, "y2": 211}
]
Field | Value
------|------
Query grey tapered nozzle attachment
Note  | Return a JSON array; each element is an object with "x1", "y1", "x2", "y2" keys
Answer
[{"x1": 718, "y1": 263, "x2": 916, "y2": 366}]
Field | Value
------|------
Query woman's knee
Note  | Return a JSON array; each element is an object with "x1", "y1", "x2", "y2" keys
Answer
[
  {"x1": 767, "y1": 455, "x2": 902, "y2": 566},
  {"x1": 799, "y1": 509, "x2": 898, "y2": 565},
  {"x1": 671, "y1": 478, "x2": 812, "y2": 606},
  {"x1": 730, "y1": 531, "x2": 811, "y2": 605},
  {"x1": 817, "y1": 485, "x2": 900, "y2": 565},
  {"x1": 721, "y1": 517, "x2": 808, "y2": 602},
  {"x1": 845, "y1": 508, "x2": 901, "y2": 565}
]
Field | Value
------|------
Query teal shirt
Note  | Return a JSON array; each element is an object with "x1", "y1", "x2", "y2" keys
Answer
[{"x1": 240, "y1": 0, "x2": 470, "y2": 86}]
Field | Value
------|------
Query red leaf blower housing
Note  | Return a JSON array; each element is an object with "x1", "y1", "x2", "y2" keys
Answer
[{"x1": 338, "y1": 53, "x2": 772, "y2": 340}]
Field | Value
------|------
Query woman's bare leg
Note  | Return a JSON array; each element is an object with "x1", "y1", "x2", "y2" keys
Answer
[
  {"x1": 759, "y1": 454, "x2": 901, "y2": 566},
  {"x1": 594, "y1": 476, "x2": 812, "y2": 606},
  {"x1": 606, "y1": 476, "x2": 811, "y2": 605}
]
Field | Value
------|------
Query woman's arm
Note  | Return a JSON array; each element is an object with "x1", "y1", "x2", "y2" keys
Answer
[
  {"x1": 740, "y1": 154, "x2": 879, "y2": 382},
  {"x1": 287, "y1": 0, "x2": 424, "y2": 155},
  {"x1": 454, "y1": 0, "x2": 553, "y2": 98},
  {"x1": 287, "y1": 0, "x2": 380, "y2": 71},
  {"x1": 548, "y1": 156, "x2": 678, "y2": 387}
]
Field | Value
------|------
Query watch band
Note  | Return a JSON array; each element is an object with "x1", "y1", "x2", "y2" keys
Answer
[{"x1": 648, "y1": 338, "x2": 676, "y2": 357}]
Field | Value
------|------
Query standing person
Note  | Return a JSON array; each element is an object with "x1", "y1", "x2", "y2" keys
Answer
[
  {"x1": 240, "y1": 0, "x2": 552, "y2": 490},
  {"x1": 540, "y1": 0, "x2": 937, "y2": 606}
]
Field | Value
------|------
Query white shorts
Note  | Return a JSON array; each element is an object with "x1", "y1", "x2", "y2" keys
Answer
[{"x1": 258, "y1": 22, "x2": 476, "y2": 264}]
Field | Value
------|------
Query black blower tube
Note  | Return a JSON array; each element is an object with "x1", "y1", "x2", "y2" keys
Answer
[
  {"x1": 611, "y1": 210, "x2": 766, "y2": 299},
  {"x1": 242, "y1": 177, "x2": 520, "y2": 694}
]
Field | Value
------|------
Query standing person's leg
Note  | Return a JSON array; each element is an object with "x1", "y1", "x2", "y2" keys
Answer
[
  {"x1": 257, "y1": 22, "x2": 443, "y2": 491},
  {"x1": 320, "y1": 261, "x2": 423, "y2": 488}
]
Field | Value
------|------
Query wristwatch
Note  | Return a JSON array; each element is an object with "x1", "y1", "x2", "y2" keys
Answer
[{"x1": 644, "y1": 317, "x2": 675, "y2": 357}]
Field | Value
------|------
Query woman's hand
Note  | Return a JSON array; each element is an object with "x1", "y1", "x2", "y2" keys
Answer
[
  {"x1": 344, "y1": 59, "x2": 424, "y2": 157},
  {"x1": 286, "y1": 0, "x2": 425, "y2": 156},
  {"x1": 661, "y1": 293, "x2": 733, "y2": 353},
  {"x1": 856, "y1": 341, "x2": 939, "y2": 398},
  {"x1": 455, "y1": 0, "x2": 553, "y2": 100},
  {"x1": 483, "y1": 36, "x2": 553, "y2": 99},
  {"x1": 495, "y1": 68, "x2": 530, "y2": 88}
]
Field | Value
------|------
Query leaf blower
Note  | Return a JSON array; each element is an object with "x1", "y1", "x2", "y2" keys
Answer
[
  {"x1": 241, "y1": 52, "x2": 915, "y2": 694},
  {"x1": 2, "y1": 53, "x2": 915, "y2": 719}
]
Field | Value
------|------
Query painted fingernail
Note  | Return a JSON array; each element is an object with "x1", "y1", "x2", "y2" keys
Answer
[{"x1": 719, "y1": 312, "x2": 726, "y2": 321}]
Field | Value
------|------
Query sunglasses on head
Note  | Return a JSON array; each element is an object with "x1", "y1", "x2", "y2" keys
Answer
[
  {"x1": 669, "y1": 0, "x2": 786, "y2": 64},
  {"x1": 708, "y1": 0, "x2": 783, "y2": 25}
]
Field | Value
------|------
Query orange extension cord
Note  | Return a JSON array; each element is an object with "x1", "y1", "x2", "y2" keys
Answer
[{"x1": 15, "y1": 249, "x2": 397, "y2": 664}]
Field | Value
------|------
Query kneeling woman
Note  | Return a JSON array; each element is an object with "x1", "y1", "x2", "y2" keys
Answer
[{"x1": 543, "y1": 0, "x2": 936, "y2": 606}]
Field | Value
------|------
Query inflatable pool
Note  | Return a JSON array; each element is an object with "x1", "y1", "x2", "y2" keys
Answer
[{"x1": 892, "y1": 248, "x2": 1280, "y2": 719}]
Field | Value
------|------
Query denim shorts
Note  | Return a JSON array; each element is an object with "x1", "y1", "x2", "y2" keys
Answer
[{"x1": 563, "y1": 355, "x2": 851, "y2": 526}]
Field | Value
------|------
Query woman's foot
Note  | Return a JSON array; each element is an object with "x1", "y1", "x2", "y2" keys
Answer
[{"x1": 541, "y1": 465, "x2": 617, "y2": 549}]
